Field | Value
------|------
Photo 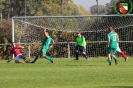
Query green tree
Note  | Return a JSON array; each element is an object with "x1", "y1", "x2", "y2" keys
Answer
[
  {"x1": 90, "y1": 5, "x2": 106, "y2": 14},
  {"x1": 0, "y1": 0, "x2": 6, "y2": 19},
  {"x1": 1, "y1": 0, "x2": 91, "y2": 19}
]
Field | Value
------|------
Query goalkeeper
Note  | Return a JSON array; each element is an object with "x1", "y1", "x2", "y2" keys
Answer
[
  {"x1": 30, "y1": 29, "x2": 54, "y2": 63},
  {"x1": 74, "y1": 32, "x2": 88, "y2": 60}
]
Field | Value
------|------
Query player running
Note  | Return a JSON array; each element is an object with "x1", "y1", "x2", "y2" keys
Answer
[
  {"x1": 74, "y1": 32, "x2": 88, "y2": 60},
  {"x1": 107, "y1": 27, "x2": 118, "y2": 65},
  {"x1": 30, "y1": 29, "x2": 54, "y2": 63},
  {"x1": 10, "y1": 42, "x2": 27, "y2": 63},
  {"x1": 114, "y1": 31, "x2": 128, "y2": 61}
]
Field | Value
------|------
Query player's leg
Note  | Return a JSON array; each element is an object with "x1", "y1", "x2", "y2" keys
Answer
[
  {"x1": 120, "y1": 51, "x2": 128, "y2": 61},
  {"x1": 112, "y1": 48, "x2": 117, "y2": 65},
  {"x1": 118, "y1": 50, "x2": 127, "y2": 61},
  {"x1": 119, "y1": 51, "x2": 127, "y2": 59},
  {"x1": 107, "y1": 47, "x2": 112, "y2": 65},
  {"x1": 30, "y1": 51, "x2": 41, "y2": 63},
  {"x1": 74, "y1": 46, "x2": 79, "y2": 60},
  {"x1": 31, "y1": 47, "x2": 53, "y2": 63},
  {"x1": 117, "y1": 45, "x2": 127, "y2": 61},
  {"x1": 42, "y1": 54, "x2": 53, "y2": 63},
  {"x1": 81, "y1": 47, "x2": 88, "y2": 60},
  {"x1": 41, "y1": 48, "x2": 53, "y2": 63},
  {"x1": 108, "y1": 54, "x2": 112, "y2": 65},
  {"x1": 19, "y1": 54, "x2": 30, "y2": 63},
  {"x1": 19, "y1": 54, "x2": 26, "y2": 61},
  {"x1": 14, "y1": 54, "x2": 22, "y2": 63},
  {"x1": 111, "y1": 54, "x2": 118, "y2": 65}
]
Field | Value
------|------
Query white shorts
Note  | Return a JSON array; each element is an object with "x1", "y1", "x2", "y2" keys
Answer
[
  {"x1": 116, "y1": 44, "x2": 121, "y2": 52},
  {"x1": 14, "y1": 54, "x2": 23, "y2": 63}
]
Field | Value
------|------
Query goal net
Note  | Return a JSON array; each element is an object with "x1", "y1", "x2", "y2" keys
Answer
[{"x1": 12, "y1": 15, "x2": 133, "y2": 58}]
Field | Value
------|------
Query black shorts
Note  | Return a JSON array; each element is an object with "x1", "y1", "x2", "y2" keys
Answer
[{"x1": 75, "y1": 46, "x2": 85, "y2": 52}]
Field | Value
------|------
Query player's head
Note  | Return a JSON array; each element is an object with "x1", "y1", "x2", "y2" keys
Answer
[
  {"x1": 109, "y1": 26, "x2": 115, "y2": 32},
  {"x1": 77, "y1": 32, "x2": 81, "y2": 37}
]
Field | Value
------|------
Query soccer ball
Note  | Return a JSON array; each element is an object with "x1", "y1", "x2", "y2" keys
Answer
[{"x1": 25, "y1": 59, "x2": 31, "y2": 63}]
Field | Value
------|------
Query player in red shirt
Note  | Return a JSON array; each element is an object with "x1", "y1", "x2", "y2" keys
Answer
[{"x1": 10, "y1": 42, "x2": 27, "y2": 63}]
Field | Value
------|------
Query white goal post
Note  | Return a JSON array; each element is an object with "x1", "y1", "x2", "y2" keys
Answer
[{"x1": 11, "y1": 15, "x2": 133, "y2": 58}]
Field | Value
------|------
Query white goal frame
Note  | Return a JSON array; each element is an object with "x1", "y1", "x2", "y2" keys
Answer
[{"x1": 11, "y1": 14, "x2": 133, "y2": 58}]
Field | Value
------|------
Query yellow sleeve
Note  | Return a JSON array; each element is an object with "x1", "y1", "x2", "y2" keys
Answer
[{"x1": 83, "y1": 37, "x2": 86, "y2": 47}]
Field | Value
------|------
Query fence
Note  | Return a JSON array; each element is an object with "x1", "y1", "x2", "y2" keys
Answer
[
  {"x1": 1, "y1": 15, "x2": 133, "y2": 59},
  {"x1": 0, "y1": 41, "x2": 133, "y2": 59}
]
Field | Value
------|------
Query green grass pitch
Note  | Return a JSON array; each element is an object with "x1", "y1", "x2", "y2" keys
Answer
[{"x1": 0, "y1": 57, "x2": 133, "y2": 88}]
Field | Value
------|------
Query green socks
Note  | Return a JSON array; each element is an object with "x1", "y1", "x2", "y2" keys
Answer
[
  {"x1": 108, "y1": 56, "x2": 117, "y2": 65},
  {"x1": 108, "y1": 58, "x2": 112, "y2": 63},
  {"x1": 31, "y1": 55, "x2": 53, "y2": 63},
  {"x1": 32, "y1": 55, "x2": 39, "y2": 63},
  {"x1": 44, "y1": 55, "x2": 53, "y2": 61},
  {"x1": 112, "y1": 56, "x2": 116, "y2": 60}
]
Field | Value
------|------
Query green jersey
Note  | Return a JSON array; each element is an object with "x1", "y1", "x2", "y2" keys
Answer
[
  {"x1": 75, "y1": 36, "x2": 86, "y2": 47},
  {"x1": 108, "y1": 32, "x2": 118, "y2": 48},
  {"x1": 42, "y1": 36, "x2": 53, "y2": 49}
]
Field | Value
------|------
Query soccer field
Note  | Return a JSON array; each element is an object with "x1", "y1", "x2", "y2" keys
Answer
[{"x1": 0, "y1": 57, "x2": 133, "y2": 88}]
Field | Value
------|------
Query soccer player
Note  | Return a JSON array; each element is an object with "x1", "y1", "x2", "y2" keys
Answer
[
  {"x1": 74, "y1": 32, "x2": 88, "y2": 60},
  {"x1": 114, "y1": 31, "x2": 128, "y2": 61},
  {"x1": 30, "y1": 29, "x2": 54, "y2": 63},
  {"x1": 107, "y1": 27, "x2": 118, "y2": 65},
  {"x1": 116, "y1": 44, "x2": 128, "y2": 61},
  {"x1": 10, "y1": 42, "x2": 27, "y2": 63}
]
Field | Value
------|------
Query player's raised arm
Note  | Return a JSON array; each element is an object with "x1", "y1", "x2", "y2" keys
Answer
[
  {"x1": 19, "y1": 45, "x2": 24, "y2": 49},
  {"x1": 44, "y1": 28, "x2": 46, "y2": 32},
  {"x1": 44, "y1": 28, "x2": 48, "y2": 37},
  {"x1": 16, "y1": 44, "x2": 24, "y2": 49}
]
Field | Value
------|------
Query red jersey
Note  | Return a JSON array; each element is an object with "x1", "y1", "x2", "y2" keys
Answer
[{"x1": 10, "y1": 46, "x2": 21, "y2": 57}]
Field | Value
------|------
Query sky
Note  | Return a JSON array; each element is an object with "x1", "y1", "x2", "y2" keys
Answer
[{"x1": 72, "y1": 0, "x2": 111, "y2": 10}]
